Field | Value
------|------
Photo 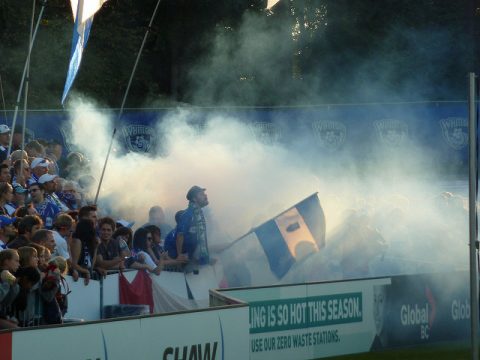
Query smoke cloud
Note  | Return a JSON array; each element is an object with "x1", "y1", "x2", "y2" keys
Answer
[
  {"x1": 64, "y1": 6, "x2": 470, "y2": 287},
  {"x1": 65, "y1": 98, "x2": 469, "y2": 287}
]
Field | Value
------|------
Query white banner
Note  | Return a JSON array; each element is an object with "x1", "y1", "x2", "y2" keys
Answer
[{"x1": 11, "y1": 306, "x2": 249, "y2": 360}]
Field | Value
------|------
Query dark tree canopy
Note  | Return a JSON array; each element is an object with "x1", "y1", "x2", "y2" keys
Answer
[{"x1": 0, "y1": 0, "x2": 478, "y2": 109}]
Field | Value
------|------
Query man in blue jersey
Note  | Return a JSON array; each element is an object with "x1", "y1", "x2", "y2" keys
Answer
[
  {"x1": 38, "y1": 173, "x2": 69, "y2": 212},
  {"x1": 29, "y1": 182, "x2": 60, "y2": 229},
  {"x1": 175, "y1": 186, "x2": 211, "y2": 270}
]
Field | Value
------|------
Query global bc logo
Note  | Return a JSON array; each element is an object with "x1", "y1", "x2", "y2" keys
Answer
[
  {"x1": 451, "y1": 298, "x2": 470, "y2": 321},
  {"x1": 399, "y1": 286, "x2": 436, "y2": 340}
]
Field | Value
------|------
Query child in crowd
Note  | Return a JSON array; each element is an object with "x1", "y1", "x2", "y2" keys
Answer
[
  {"x1": 18, "y1": 246, "x2": 38, "y2": 268},
  {"x1": 0, "y1": 249, "x2": 20, "y2": 328},
  {"x1": 42, "y1": 256, "x2": 68, "y2": 324},
  {"x1": 29, "y1": 243, "x2": 51, "y2": 273}
]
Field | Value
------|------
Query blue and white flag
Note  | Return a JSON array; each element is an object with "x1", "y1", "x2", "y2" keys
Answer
[
  {"x1": 62, "y1": 0, "x2": 106, "y2": 104},
  {"x1": 254, "y1": 193, "x2": 326, "y2": 278}
]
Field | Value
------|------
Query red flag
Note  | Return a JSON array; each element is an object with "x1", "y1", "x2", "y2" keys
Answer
[{"x1": 119, "y1": 270, "x2": 154, "y2": 313}]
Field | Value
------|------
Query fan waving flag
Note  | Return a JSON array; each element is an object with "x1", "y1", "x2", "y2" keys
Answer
[
  {"x1": 61, "y1": 0, "x2": 107, "y2": 104},
  {"x1": 254, "y1": 193, "x2": 326, "y2": 278}
]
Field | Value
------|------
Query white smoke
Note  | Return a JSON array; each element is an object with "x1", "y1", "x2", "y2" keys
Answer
[
  {"x1": 65, "y1": 99, "x2": 469, "y2": 287},
  {"x1": 61, "y1": 7, "x2": 471, "y2": 287}
]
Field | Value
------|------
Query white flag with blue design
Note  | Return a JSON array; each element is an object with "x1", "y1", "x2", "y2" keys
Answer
[
  {"x1": 253, "y1": 193, "x2": 326, "y2": 278},
  {"x1": 62, "y1": 0, "x2": 107, "y2": 104}
]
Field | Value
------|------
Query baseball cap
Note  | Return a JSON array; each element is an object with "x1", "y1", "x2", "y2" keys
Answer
[
  {"x1": 116, "y1": 219, "x2": 135, "y2": 228},
  {"x1": 0, "y1": 124, "x2": 10, "y2": 134},
  {"x1": 38, "y1": 173, "x2": 58, "y2": 184},
  {"x1": 186, "y1": 185, "x2": 206, "y2": 201},
  {"x1": 0, "y1": 215, "x2": 16, "y2": 228},
  {"x1": 31, "y1": 157, "x2": 49, "y2": 169},
  {"x1": 13, "y1": 184, "x2": 27, "y2": 194}
]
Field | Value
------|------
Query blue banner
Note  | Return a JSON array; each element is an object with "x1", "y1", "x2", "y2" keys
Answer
[{"x1": 7, "y1": 102, "x2": 469, "y2": 175}]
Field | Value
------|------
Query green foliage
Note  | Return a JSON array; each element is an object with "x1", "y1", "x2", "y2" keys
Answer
[{"x1": 0, "y1": 0, "x2": 477, "y2": 109}]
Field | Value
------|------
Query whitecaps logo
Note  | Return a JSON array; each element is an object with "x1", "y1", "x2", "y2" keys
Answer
[
  {"x1": 122, "y1": 125, "x2": 157, "y2": 153},
  {"x1": 440, "y1": 117, "x2": 468, "y2": 150},
  {"x1": 312, "y1": 120, "x2": 346, "y2": 151},
  {"x1": 374, "y1": 119, "x2": 408, "y2": 147},
  {"x1": 250, "y1": 122, "x2": 281, "y2": 145}
]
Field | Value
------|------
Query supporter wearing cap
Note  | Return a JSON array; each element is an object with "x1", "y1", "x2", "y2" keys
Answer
[
  {"x1": 175, "y1": 185, "x2": 211, "y2": 270},
  {"x1": 0, "y1": 124, "x2": 10, "y2": 163},
  {"x1": 28, "y1": 157, "x2": 49, "y2": 186},
  {"x1": 29, "y1": 182, "x2": 60, "y2": 229},
  {"x1": 116, "y1": 219, "x2": 134, "y2": 228},
  {"x1": 0, "y1": 215, "x2": 17, "y2": 249},
  {"x1": 38, "y1": 173, "x2": 69, "y2": 212}
]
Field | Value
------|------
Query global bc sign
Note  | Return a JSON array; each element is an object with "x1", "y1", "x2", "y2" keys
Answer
[{"x1": 400, "y1": 302, "x2": 434, "y2": 340}]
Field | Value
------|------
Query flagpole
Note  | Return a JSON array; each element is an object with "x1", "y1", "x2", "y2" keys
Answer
[
  {"x1": 94, "y1": 0, "x2": 163, "y2": 205},
  {"x1": 0, "y1": 74, "x2": 8, "y2": 123},
  {"x1": 7, "y1": 0, "x2": 47, "y2": 156},
  {"x1": 220, "y1": 192, "x2": 320, "y2": 252},
  {"x1": 468, "y1": 72, "x2": 479, "y2": 360},
  {"x1": 20, "y1": 0, "x2": 37, "y2": 170}
]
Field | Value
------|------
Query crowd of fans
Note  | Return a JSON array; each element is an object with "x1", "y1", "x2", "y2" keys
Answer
[{"x1": 0, "y1": 125, "x2": 187, "y2": 329}]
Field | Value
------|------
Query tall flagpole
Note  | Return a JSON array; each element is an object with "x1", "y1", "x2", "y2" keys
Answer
[
  {"x1": 468, "y1": 72, "x2": 479, "y2": 360},
  {"x1": 7, "y1": 0, "x2": 47, "y2": 156},
  {"x1": 20, "y1": 0, "x2": 37, "y2": 169},
  {"x1": 94, "y1": 0, "x2": 162, "y2": 204},
  {"x1": 0, "y1": 74, "x2": 7, "y2": 123}
]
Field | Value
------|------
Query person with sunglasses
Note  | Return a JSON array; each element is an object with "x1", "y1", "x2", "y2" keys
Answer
[
  {"x1": 28, "y1": 158, "x2": 49, "y2": 187},
  {"x1": 129, "y1": 227, "x2": 162, "y2": 275}
]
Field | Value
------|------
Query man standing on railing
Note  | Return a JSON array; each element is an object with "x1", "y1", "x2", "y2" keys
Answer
[{"x1": 175, "y1": 186, "x2": 211, "y2": 273}]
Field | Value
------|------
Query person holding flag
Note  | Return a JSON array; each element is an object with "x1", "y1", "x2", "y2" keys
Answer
[{"x1": 175, "y1": 186, "x2": 211, "y2": 272}]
